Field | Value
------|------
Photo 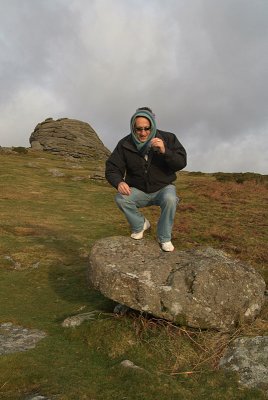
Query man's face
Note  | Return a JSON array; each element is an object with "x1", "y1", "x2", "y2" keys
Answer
[{"x1": 134, "y1": 117, "x2": 151, "y2": 142}]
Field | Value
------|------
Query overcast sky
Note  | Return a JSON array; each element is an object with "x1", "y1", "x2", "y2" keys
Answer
[{"x1": 0, "y1": 0, "x2": 267, "y2": 173}]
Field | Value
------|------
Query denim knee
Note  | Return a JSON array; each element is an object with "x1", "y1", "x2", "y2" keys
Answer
[
  {"x1": 115, "y1": 193, "x2": 122, "y2": 205},
  {"x1": 115, "y1": 193, "x2": 126, "y2": 208},
  {"x1": 161, "y1": 192, "x2": 178, "y2": 208}
]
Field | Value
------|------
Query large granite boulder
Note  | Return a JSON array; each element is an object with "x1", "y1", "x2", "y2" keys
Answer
[
  {"x1": 88, "y1": 237, "x2": 266, "y2": 331},
  {"x1": 29, "y1": 117, "x2": 110, "y2": 159}
]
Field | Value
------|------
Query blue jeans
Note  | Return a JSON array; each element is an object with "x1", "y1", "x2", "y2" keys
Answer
[{"x1": 115, "y1": 184, "x2": 179, "y2": 243}]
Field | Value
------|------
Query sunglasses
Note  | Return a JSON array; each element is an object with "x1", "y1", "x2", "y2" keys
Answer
[{"x1": 135, "y1": 126, "x2": 151, "y2": 132}]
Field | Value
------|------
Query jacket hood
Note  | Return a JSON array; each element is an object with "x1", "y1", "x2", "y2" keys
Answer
[
  {"x1": 130, "y1": 109, "x2": 157, "y2": 137},
  {"x1": 130, "y1": 109, "x2": 157, "y2": 151}
]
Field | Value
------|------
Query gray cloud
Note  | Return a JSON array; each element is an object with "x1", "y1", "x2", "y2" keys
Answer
[{"x1": 0, "y1": 0, "x2": 267, "y2": 173}]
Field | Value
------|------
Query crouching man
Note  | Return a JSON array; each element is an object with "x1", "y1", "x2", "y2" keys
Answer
[{"x1": 105, "y1": 107, "x2": 187, "y2": 252}]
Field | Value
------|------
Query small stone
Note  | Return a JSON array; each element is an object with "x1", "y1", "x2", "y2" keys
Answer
[
  {"x1": 47, "y1": 168, "x2": 65, "y2": 177},
  {"x1": 120, "y1": 359, "x2": 144, "y2": 370},
  {"x1": 113, "y1": 304, "x2": 131, "y2": 315},
  {"x1": 61, "y1": 311, "x2": 98, "y2": 328}
]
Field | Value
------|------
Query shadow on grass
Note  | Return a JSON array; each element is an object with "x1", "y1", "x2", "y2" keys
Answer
[{"x1": 41, "y1": 227, "x2": 116, "y2": 316}]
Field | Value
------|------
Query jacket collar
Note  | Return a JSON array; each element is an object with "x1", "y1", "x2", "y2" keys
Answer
[{"x1": 122, "y1": 130, "x2": 163, "y2": 152}]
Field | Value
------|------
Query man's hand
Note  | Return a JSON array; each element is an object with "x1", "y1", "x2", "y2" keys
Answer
[
  {"x1": 118, "y1": 182, "x2": 131, "y2": 195},
  {"x1": 150, "y1": 138, "x2": 165, "y2": 154}
]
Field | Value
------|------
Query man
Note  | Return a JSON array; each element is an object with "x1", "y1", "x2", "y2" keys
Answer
[{"x1": 105, "y1": 107, "x2": 187, "y2": 252}]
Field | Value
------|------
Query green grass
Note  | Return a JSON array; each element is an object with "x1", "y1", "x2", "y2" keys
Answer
[{"x1": 0, "y1": 151, "x2": 267, "y2": 399}]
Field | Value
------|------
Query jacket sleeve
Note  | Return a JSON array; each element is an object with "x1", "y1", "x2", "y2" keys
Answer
[
  {"x1": 161, "y1": 133, "x2": 187, "y2": 171},
  {"x1": 105, "y1": 143, "x2": 126, "y2": 189}
]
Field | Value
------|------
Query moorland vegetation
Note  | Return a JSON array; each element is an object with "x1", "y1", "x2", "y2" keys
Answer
[{"x1": 0, "y1": 149, "x2": 267, "y2": 399}]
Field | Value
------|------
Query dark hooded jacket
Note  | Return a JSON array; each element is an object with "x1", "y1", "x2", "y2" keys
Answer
[{"x1": 105, "y1": 129, "x2": 187, "y2": 193}]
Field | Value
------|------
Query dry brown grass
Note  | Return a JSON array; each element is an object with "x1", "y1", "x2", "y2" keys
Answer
[
  {"x1": 174, "y1": 173, "x2": 268, "y2": 279},
  {"x1": 127, "y1": 313, "x2": 244, "y2": 375}
]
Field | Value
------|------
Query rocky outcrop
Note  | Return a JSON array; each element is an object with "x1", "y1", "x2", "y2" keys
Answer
[
  {"x1": 219, "y1": 336, "x2": 268, "y2": 394},
  {"x1": 29, "y1": 117, "x2": 110, "y2": 159},
  {"x1": 88, "y1": 237, "x2": 266, "y2": 331}
]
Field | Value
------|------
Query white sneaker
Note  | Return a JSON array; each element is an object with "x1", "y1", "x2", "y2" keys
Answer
[
  {"x1": 160, "y1": 241, "x2": 174, "y2": 252},
  {"x1": 131, "y1": 218, "x2": 151, "y2": 240}
]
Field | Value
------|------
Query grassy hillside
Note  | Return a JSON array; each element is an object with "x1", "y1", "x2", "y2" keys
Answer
[{"x1": 0, "y1": 149, "x2": 267, "y2": 400}]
